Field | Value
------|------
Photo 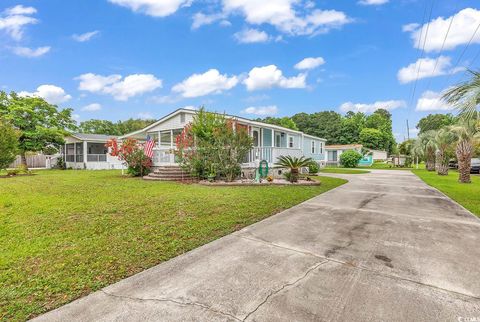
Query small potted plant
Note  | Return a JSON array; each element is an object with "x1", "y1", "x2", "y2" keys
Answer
[{"x1": 207, "y1": 164, "x2": 216, "y2": 182}]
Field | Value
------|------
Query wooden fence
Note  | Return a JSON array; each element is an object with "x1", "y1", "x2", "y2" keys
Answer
[{"x1": 9, "y1": 154, "x2": 48, "y2": 168}]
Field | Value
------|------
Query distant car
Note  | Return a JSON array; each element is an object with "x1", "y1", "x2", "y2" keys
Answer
[
  {"x1": 448, "y1": 159, "x2": 458, "y2": 169},
  {"x1": 471, "y1": 158, "x2": 480, "y2": 174}
]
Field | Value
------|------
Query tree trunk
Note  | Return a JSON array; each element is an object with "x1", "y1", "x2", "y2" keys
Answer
[
  {"x1": 20, "y1": 152, "x2": 28, "y2": 170},
  {"x1": 456, "y1": 139, "x2": 472, "y2": 184},
  {"x1": 436, "y1": 151, "x2": 449, "y2": 175},
  {"x1": 426, "y1": 156, "x2": 436, "y2": 171},
  {"x1": 291, "y1": 168, "x2": 299, "y2": 183}
]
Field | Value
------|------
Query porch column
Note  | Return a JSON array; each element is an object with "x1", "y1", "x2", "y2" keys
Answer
[
  {"x1": 157, "y1": 131, "x2": 161, "y2": 147},
  {"x1": 170, "y1": 129, "x2": 174, "y2": 164},
  {"x1": 83, "y1": 141, "x2": 88, "y2": 167},
  {"x1": 271, "y1": 130, "x2": 274, "y2": 147},
  {"x1": 64, "y1": 143, "x2": 67, "y2": 162},
  {"x1": 74, "y1": 143, "x2": 77, "y2": 163}
]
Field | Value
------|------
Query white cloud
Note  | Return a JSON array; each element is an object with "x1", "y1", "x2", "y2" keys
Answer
[
  {"x1": 294, "y1": 56, "x2": 325, "y2": 70},
  {"x1": 234, "y1": 28, "x2": 270, "y2": 43},
  {"x1": 179, "y1": 105, "x2": 197, "y2": 110},
  {"x1": 397, "y1": 56, "x2": 462, "y2": 84},
  {"x1": 172, "y1": 69, "x2": 238, "y2": 98},
  {"x1": 358, "y1": 0, "x2": 388, "y2": 5},
  {"x1": 138, "y1": 112, "x2": 154, "y2": 119},
  {"x1": 339, "y1": 100, "x2": 406, "y2": 113},
  {"x1": 192, "y1": 12, "x2": 226, "y2": 29},
  {"x1": 72, "y1": 30, "x2": 100, "y2": 42},
  {"x1": 11, "y1": 46, "x2": 50, "y2": 57},
  {"x1": 0, "y1": 5, "x2": 38, "y2": 40},
  {"x1": 243, "y1": 65, "x2": 306, "y2": 91},
  {"x1": 415, "y1": 90, "x2": 454, "y2": 111},
  {"x1": 402, "y1": 23, "x2": 419, "y2": 32},
  {"x1": 19, "y1": 85, "x2": 72, "y2": 105},
  {"x1": 76, "y1": 73, "x2": 162, "y2": 101},
  {"x1": 407, "y1": 8, "x2": 480, "y2": 52},
  {"x1": 76, "y1": 73, "x2": 122, "y2": 92},
  {"x1": 81, "y1": 103, "x2": 102, "y2": 111},
  {"x1": 108, "y1": 0, "x2": 192, "y2": 17},
  {"x1": 241, "y1": 105, "x2": 278, "y2": 116},
  {"x1": 221, "y1": 0, "x2": 351, "y2": 36}
]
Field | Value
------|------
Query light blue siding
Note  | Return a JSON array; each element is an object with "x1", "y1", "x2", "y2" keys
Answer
[{"x1": 303, "y1": 137, "x2": 325, "y2": 161}]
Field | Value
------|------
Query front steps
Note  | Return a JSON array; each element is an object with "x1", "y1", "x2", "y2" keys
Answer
[{"x1": 143, "y1": 166, "x2": 195, "y2": 182}]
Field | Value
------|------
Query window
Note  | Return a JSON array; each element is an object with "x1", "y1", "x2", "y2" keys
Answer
[
  {"x1": 180, "y1": 112, "x2": 185, "y2": 123},
  {"x1": 311, "y1": 141, "x2": 315, "y2": 154},
  {"x1": 319, "y1": 142, "x2": 323, "y2": 154},
  {"x1": 253, "y1": 130, "x2": 259, "y2": 147},
  {"x1": 289, "y1": 136, "x2": 294, "y2": 148},
  {"x1": 328, "y1": 151, "x2": 338, "y2": 162}
]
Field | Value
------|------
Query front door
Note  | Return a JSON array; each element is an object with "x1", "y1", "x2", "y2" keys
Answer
[{"x1": 252, "y1": 128, "x2": 260, "y2": 147}]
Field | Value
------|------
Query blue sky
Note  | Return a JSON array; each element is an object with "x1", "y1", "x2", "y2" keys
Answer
[{"x1": 1, "y1": 0, "x2": 480, "y2": 141}]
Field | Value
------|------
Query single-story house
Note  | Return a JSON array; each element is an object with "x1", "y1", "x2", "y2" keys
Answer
[
  {"x1": 325, "y1": 144, "x2": 388, "y2": 166},
  {"x1": 325, "y1": 144, "x2": 363, "y2": 166},
  {"x1": 121, "y1": 108, "x2": 327, "y2": 169},
  {"x1": 62, "y1": 133, "x2": 124, "y2": 170}
]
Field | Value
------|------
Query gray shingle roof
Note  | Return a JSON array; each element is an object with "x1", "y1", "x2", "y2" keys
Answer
[{"x1": 70, "y1": 133, "x2": 119, "y2": 141}]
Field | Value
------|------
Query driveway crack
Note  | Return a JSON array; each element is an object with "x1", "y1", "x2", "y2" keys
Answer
[
  {"x1": 100, "y1": 289, "x2": 242, "y2": 321},
  {"x1": 242, "y1": 260, "x2": 328, "y2": 321}
]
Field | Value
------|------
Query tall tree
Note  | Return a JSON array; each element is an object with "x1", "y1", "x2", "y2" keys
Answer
[
  {"x1": 0, "y1": 92, "x2": 76, "y2": 168},
  {"x1": 442, "y1": 70, "x2": 480, "y2": 120},
  {"x1": 79, "y1": 118, "x2": 156, "y2": 135},
  {"x1": 256, "y1": 116, "x2": 298, "y2": 130},
  {"x1": 339, "y1": 111, "x2": 366, "y2": 144},
  {"x1": 416, "y1": 113, "x2": 456, "y2": 134},
  {"x1": 434, "y1": 129, "x2": 456, "y2": 175},
  {"x1": 364, "y1": 109, "x2": 396, "y2": 153},
  {"x1": 292, "y1": 111, "x2": 343, "y2": 144},
  {"x1": 416, "y1": 130, "x2": 437, "y2": 171},
  {"x1": 0, "y1": 119, "x2": 19, "y2": 170}
]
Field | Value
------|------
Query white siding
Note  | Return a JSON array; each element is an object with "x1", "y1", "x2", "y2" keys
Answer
[{"x1": 147, "y1": 112, "x2": 194, "y2": 133}]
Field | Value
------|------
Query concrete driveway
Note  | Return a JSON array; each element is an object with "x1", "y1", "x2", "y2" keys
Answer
[{"x1": 32, "y1": 170, "x2": 480, "y2": 322}]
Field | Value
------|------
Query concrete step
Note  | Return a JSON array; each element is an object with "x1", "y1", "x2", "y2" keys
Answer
[
  {"x1": 148, "y1": 173, "x2": 192, "y2": 179},
  {"x1": 143, "y1": 175, "x2": 197, "y2": 182}
]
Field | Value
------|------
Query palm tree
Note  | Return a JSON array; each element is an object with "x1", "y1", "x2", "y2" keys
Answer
[
  {"x1": 442, "y1": 70, "x2": 480, "y2": 120},
  {"x1": 415, "y1": 130, "x2": 437, "y2": 171},
  {"x1": 275, "y1": 155, "x2": 312, "y2": 183},
  {"x1": 434, "y1": 129, "x2": 456, "y2": 175},
  {"x1": 449, "y1": 119, "x2": 480, "y2": 183}
]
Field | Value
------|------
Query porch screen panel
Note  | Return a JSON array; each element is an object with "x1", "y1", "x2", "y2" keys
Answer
[
  {"x1": 262, "y1": 129, "x2": 272, "y2": 147},
  {"x1": 160, "y1": 131, "x2": 171, "y2": 147}
]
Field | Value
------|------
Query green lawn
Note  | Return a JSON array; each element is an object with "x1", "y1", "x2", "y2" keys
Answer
[
  {"x1": 412, "y1": 169, "x2": 479, "y2": 217},
  {"x1": 319, "y1": 168, "x2": 370, "y2": 174},
  {"x1": 358, "y1": 161, "x2": 424, "y2": 170},
  {"x1": 0, "y1": 170, "x2": 346, "y2": 321}
]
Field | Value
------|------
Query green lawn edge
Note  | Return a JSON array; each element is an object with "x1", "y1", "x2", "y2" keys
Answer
[
  {"x1": 412, "y1": 169, "x2": 480, "y2": 217},
  {"x1": 0, "y1": 170, "x2": 347, "y2": 321}
]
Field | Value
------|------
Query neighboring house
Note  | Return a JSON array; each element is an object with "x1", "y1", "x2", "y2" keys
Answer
[
  {"x1": 325, "y1": 144, "x2": 363, "y2": 166},
  {"x1": 121, "y1": 108, "x2": 327, "y2": 168},
  {"x1": 62, "y1": 133, "x2": 124, "y2": 170},
  {"x1": 370, "y1": 149, "x2": 388, "y2": 161}
]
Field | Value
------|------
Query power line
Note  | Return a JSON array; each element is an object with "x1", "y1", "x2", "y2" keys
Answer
[
  {"x1": 437, "y1": 21, "x2": 480, "y2": 91},
  {"x1": 422, "y1": 3, "x2": 458, "y2": 93},
  {"x1": 409, "y1": 0, "x2": 436, "y2": 104}
]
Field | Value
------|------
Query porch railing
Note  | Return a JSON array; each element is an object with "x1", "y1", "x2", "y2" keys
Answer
[
  {"x1": 152, "y1": 147, "x2": 303, "y2": 166},
  {"x1": 87, "y1": 154, "x2": 107, "y2": 162}
]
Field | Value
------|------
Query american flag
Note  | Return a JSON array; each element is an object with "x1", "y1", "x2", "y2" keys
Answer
[{"x1": 144, "y1": 135, "x2": 155, "y2": 158}]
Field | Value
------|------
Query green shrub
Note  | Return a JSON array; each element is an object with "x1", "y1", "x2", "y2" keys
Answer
[
  {"x1": 339, "y1": 150, "x2": 363, "y2": 168},
  {"x1": 283, "y1": 171, "x2": 292, "y2": 182},
  {"x1": 308, "y1": 161, "x2": 320, "y2": 174}
]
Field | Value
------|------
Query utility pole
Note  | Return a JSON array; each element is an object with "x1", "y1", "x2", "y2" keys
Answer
[{"x1": 406, "y1": 119, "x2": 410, "y2": 140}]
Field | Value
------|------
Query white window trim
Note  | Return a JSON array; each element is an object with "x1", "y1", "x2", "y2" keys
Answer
[
  {"x1": 289, "y1": 136, "x2": 294, "y2": 148},
  {"x1": 311, "y1": 141, "x2": 315, "y2": 154}
]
